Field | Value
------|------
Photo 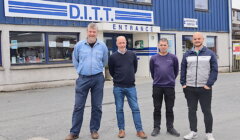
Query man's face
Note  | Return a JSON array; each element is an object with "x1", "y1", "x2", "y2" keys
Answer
[
  {"x1": 192, "y1": 33, "x2": 204, "y2": 47},
  {"x1": 158, "y1": 41, "x2": 168, "y2": 53},
  {"x1": 87, "y1": 28, "x2": 97, "y2": 43},
  {"x1": 116, "y1": 37, "x2": 127, "y2": 51}
]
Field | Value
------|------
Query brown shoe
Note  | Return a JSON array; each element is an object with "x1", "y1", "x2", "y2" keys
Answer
[
  {"x1": 65, "y1": 134, "x2": 79, "y2": 140},
  {"x1": 91, "y1": 132, "x2": 99, "y2": 139},
  {"x1": 118, "y1": 130, "x2": 126, "y2": 138},
  {"x1": 136, "y1": 131, "x2": 147, "y2": 139}
]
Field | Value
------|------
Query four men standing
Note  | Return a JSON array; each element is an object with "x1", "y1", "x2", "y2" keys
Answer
[{"x1": 66, "y1": 22, "x2": 218, "y2": 140}]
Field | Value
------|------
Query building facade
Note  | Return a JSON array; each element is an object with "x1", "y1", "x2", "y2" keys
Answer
[
  {"x1": 0, "y1": 0, "x2": 231, "y2": 91},
  {"x1": 232, "y1": 6, "x2": 240, "y2": 71}
]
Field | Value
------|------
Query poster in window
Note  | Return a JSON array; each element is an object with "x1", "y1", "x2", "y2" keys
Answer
[
  {"x1": 11, "y1": 40, "x2": 18, "y2": 49},
  {"x1": 233, "y1": 43, "x2": 240, "y2": 55},
  {"x1": 195, "y1": 0, "x2": 208, "y2": 11},
  {"x1": 63, "y1": 41, "x2": 70, "y2": 48},
  {"x1": 207, "y1": 37, "x2": 215, "y2": 48},
  {"x1": 49, "y1": 41, "x2": 57, "y2": 47}
]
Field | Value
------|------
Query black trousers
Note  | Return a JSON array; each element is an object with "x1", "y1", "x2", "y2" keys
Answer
[
  {"x1": 183, "y1": 87, "x2": 213, "y2": 133},
  {"x1": 152, "y1": 86, "x2": 175, "y2": 130}
]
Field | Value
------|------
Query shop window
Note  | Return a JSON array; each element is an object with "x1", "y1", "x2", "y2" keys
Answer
[
  {"x1": 206, "y1": 36, "x2": 217, "y2": 54},
  {"x1": 10, "y1": 32, "x2": 45, "y2": 64},
  {"x1": 48, "y1": 33, "x2": 78, "y2": 62},
  {"x1": 182, "y1": 35, "x2": 193, "y2": 53},
  {"x1": 118, "y1": 0, "x2": 152, "y2": 4},
  {"x1": 195, "y1": 0, "x2": 208, "y2": 11},
  {"x1": 10, "y1": 32, "x2": 79, "y2": 65},
  {"x1": 237, "y1": 11, "x2": 240, "y2": 21}
]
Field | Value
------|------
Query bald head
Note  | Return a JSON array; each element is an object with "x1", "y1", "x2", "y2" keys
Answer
[
  {"x1": 116, "y1": 36, "x2": 127, "y2": 52},
  {"x1": 192, "y1": 32, "x2": 204, "y2": 48}
]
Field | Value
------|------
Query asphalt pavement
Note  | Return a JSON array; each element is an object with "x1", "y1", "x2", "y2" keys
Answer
[{"x1": 0, "y1": 72, "x2": 239, "y2": 140}]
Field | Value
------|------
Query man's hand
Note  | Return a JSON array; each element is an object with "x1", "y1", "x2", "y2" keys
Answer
[
  {"x1": 182, "y1": 85, "x2": 187, "y2": 88},
  {"x1": 204, "y1": 85, "x2": 211, "y2": 89}
]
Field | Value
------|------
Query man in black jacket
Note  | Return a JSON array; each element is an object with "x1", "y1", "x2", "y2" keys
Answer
[{"x1": 108, "y1": 36, "x2": 147, "y2": 139}]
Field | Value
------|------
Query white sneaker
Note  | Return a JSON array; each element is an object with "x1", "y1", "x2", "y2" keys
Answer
[
  {"x1": 206, "y1": 133, "x2": 215, "y2": 140},
  {"x1": 183, "y1": 131, "x2": 198, "y2": 140}
]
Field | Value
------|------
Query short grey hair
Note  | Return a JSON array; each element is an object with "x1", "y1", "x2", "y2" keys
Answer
[
  {"x1": 116, "y1": 36, "x2": 126, "y2": 42},
  {"x1": 159, "y1": 38, "x2": 169, "y2": 45},
  {"x1": 87, "y1": 23, "x2": 98, "y2": 31}
]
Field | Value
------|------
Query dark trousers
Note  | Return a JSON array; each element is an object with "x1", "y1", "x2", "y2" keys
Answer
[
  {"x1": 152, "y1": 86, "x2": 175, "y2": 130},
  {"x1": 183, "y1": 87, "x2": 213, "y2": 133},
  {"x1": 70, "y1": 73, "x2": 105, "y2": 136}
]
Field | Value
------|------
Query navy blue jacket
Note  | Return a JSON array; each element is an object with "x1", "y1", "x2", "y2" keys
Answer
[{"x1": 180, "y1": 46, "x2": 218, "y2": 87}]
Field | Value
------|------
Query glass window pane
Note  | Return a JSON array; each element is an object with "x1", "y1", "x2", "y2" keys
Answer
[
  {"x1": 207, "y1": 36, "x2": 217, "y2": 54},
  {"x1": 182, "y1": 35, "x2": 193, "y2": 53},
  {"x1": 237, "y1": 12, "x2": 240, "y2": 21},
  {"x1": 195, "y1": 0, "x2": 208, "y2": 11},
  {"x1": 48, "y1": 34, "x2": 78, "y2": 62},
  {"x1": 136, "y1": 0, "x2": 151, "y2": 3},
  {"x1": 10, "y1": 32, "x2": 45, "y2": 64}
]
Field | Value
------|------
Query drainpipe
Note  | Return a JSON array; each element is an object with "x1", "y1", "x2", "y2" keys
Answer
[{"x1": 229, "y1": 0, "x2": 233, "y2": 72}]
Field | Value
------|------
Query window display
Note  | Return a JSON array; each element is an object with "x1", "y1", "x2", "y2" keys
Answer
[
  {"x1": 10, "y1": 32, "x2": 45, "y2": 64},
  {"x1": 10, "y1": 32, "x2": 79, "y2": 65},
  {"x1": 48, "y1": 34, "x2": 78, "y2": 62}
]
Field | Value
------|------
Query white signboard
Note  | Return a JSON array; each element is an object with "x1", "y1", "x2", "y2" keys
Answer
[
  {"x1": 97, "y1": 23, "x2": 160, "y2": 33},
  {"x1": 4, "y1": 0, "x2": 154, "y2": 25},
  {"x1": 184, "y1": 18, "x2": 198, "y2": 28}
]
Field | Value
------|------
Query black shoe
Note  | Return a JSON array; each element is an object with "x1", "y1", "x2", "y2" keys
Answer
[
  {"x1": 151, "y1": 128, "x2": 160, "y2": 136},
  {"x1": 167, "y1": 128, "x2": 180, "y2": 137}
]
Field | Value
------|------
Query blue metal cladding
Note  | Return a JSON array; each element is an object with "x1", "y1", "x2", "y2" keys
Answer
[
  {"x1": 0, "y1": 0, "x2": 229, "y2": 32},
  {"x1": 153, "y1": 0, "x2": 229, "y2": 32}
]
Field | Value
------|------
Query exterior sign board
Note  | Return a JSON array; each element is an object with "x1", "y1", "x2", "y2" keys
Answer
[
  {"x1": 97, "y1": 23, "x2": 160, "y2": 33},
  {"x1": 4, "y1": 0, "x2": 154, "y2": 25},
  {"x1": 184, "y1": 18, "x2": 198, "y2": 28}
]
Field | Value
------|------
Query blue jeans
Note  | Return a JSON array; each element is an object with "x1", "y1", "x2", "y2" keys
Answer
[
  {"x1": 113, "y1": 86, "x2": 143, "y2": 132},
  {"x1": 70, "y1": 73, "x2": 104, "y2": 136}
]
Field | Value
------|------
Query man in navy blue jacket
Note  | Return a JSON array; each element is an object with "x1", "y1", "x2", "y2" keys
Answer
[
  {"x1": 149, "y1": 38, "x2": 180, "y2": 137},
  {"x1": 180, "y1": 32, "x2": 218, "y2": 140}
]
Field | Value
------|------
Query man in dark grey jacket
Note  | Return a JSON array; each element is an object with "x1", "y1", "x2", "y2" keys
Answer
[{"x1": 180, "y1": 32, "x2": 218, "y2": 140}]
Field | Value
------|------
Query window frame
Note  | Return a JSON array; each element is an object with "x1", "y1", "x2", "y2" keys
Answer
[
  {"x1": 237, "y1": 11, "x2": 240, "y2": 21},
  {"x1": 46, "y1": 32, "x2": 80, "y2": 64},
  {"x1": 194, "y1": 0, "x2": 209, "y2": 12},
  {"x1": 182, "y1": 35, "x2": 193, "y2": 53},
  {"x1": 10, "y1": 31, "x2": 79, "y2": 66},
  {"x1": 118, "y1": 0, "x2": 152, "y2": 6},
  {"x1": 206, "y1": 36, "x2": 217, "y2": 55}
]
